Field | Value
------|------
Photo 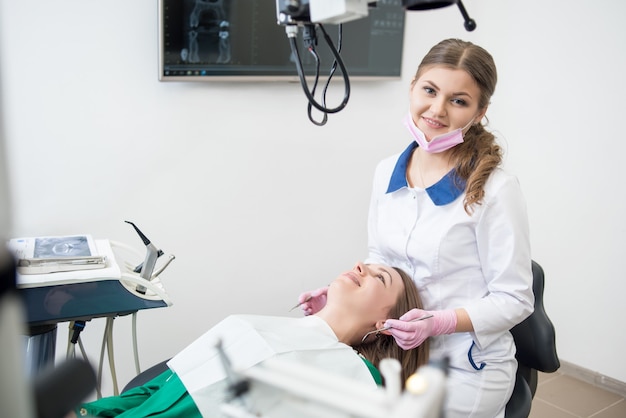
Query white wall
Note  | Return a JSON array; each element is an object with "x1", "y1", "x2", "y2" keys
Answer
[{"x1": 1, "y1": 0, "x2": 624, "y2": 397}]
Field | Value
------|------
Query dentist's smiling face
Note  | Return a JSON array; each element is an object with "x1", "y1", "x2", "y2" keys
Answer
[{"x1": 409, "y1": 66, "x2": 486, "y2": 142}]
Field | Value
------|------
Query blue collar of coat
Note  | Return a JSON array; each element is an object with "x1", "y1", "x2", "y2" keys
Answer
[{"x1": 386, "y1": 142, "x2": 466, "y2": 206}]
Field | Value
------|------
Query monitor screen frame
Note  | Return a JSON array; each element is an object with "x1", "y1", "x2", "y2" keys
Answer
[{"x1": 157, "y1": 0, "x2": 407, "y2": 82}]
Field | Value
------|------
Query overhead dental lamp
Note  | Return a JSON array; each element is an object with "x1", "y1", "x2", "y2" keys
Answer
[
  {"x1": 402, "y1": 0, "x2": 476, "y2": 31},
  {"x1": 276, "y1": 0, "x2": 477, "y2": 125}
]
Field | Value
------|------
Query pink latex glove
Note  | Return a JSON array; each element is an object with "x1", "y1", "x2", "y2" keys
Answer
[
  {"x1": 298, "y1": 286, "x2": 328, "y2": 316},
  {"x1": 384, "y1": 308, "x2": 457, "y2": 350}
]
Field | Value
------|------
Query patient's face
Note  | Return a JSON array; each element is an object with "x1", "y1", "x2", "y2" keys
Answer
[{"x1": 330, "y1": 262, "x2": 404, "y2": 320}]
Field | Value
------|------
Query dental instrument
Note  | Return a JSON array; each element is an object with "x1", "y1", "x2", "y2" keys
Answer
[
  {"x1": 151, "y1": 254, "x2": 176, "y2": 280},
  {"x1": 132, "y1": 249, "x2": 163, "y2": 273},
  {"x1": 289, "y1": 296, "x2": 312, "y2": 312},
  {"x1": 361, "y1": 314, "x2": 434, "y2": 343},
  {"x1": 125, "y1": 221, "x2": 161, "y2": 294}
]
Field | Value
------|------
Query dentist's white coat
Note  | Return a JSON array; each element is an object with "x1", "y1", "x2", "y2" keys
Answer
[{"x1": 366, "y1": 143, "x2": 534, "y2": 418}]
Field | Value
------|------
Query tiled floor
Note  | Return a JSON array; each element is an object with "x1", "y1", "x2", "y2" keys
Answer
[{"x1": 530, "y1": 372, "x2": 626, "y2": 418}]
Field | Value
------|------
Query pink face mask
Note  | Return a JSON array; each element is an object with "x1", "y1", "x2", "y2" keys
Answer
[{"x1": 403, "y1": 112, "x2": 475, "y2": 153}]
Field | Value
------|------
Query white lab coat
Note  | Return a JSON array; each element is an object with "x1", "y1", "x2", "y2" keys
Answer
[{"x1": 365, "y1": 142, "x2": 534, "y2": 418}]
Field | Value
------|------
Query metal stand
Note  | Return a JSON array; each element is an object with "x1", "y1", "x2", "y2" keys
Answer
[{"x1": 24, "y1": 324, "x2": 57, "y2": 377}]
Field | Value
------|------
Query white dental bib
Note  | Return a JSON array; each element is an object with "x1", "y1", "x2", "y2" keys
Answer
[{"x1": 168, "y1": 315, "x2": 375, "y2": 416}]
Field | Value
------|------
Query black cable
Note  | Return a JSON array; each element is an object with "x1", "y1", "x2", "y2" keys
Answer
[
  {"x1": 287, "y1": 23, "x2": 351, "y2": 121},
  {"x1": 70, "y1": 320, "x2": 86, "y2": 345},
  {"x1": 307, "y1": 24, "x2": 344, "y2": 126},
  {"x1": 318, "y1": 24, "x2": 350, "y2": 111},
  {"x1": 306, "y1": 45, "x2": 324, "y2": 125},
  {"x1": 301, "y1": 24, "x2": 325, "y2": 126},
  {"x1": 323, "y1": 24, "x2": 343, "y2": 97}
]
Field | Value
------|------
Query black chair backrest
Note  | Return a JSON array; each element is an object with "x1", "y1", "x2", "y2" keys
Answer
[{"x1": 510, "y1": 261, "x2": 560, "y2": 373}]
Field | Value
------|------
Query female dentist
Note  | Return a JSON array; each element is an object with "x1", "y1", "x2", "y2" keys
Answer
[{"x1": 299, "y1": 38, "x2": 534, "y2": 418}]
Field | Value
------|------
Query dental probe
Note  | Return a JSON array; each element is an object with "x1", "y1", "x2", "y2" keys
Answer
[
  {"x1": 289, "y1": 295, "x2": 312, "y2": 312},
  {"x1": 361, "y1": 314, "x2": 434, "y2": 343},
  {"x1": 150, "y1": 254, "x2": 176, "y2": 280}
]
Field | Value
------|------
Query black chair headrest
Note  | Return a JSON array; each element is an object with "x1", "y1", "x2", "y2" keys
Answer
[{"x1": 510, "y1": 261, "x2": 560, "y2": 373}]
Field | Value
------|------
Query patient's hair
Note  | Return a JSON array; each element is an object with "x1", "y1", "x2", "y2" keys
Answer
[{"x1": 354, "y1": 267, "x2": 429, "y2": 386}]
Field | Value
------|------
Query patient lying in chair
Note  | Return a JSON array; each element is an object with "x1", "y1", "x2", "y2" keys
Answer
[{"x1": 71, "y1": 262, "x2": 428, "y2": 417}]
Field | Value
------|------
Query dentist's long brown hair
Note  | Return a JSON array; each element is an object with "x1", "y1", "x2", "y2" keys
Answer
[{"x1": 414, "y1": 38, "x2": 502, "y2": 215}]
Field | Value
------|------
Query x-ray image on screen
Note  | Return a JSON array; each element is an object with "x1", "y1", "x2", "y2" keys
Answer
[
  {"x1": 159, "y1": 0, "x2": 406, "y2": 81},
  {"x1": 180, "y1": 0, "x2": 231, "y2": 65}
]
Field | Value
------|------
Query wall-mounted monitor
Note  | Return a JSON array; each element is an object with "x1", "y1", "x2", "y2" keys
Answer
[{"x1": 158, "y1": 0, "x2": 406, "y2": 81}]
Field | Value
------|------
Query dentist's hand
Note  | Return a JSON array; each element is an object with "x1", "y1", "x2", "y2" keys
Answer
[
  {"x1": 384, "y1": 309, "x2": 458, "y2": 350},
  {"x1": 298, "y1": 287, "x2": 328, "y2": 316}
]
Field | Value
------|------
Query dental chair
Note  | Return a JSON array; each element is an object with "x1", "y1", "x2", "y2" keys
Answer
[
  {"x1": 122, "y1": 358, "x2": 171, "y2": 393},
  {"x1": 123, "y1": 261, "x2": 560, "y2": 418},
  {"x1": 504, "y1": 260, "x2": 560, "y2": 418}
]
